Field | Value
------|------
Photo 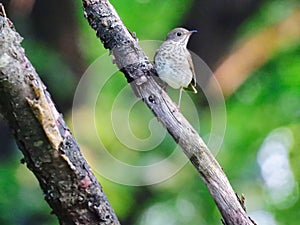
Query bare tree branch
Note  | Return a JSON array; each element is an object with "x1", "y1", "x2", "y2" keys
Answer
[
  {"x1": 0, "y1": 8, "x2": 120, "y2": 225},
  {"x1": 82, "y1": 0, "x2": 256, "y2": 224}
]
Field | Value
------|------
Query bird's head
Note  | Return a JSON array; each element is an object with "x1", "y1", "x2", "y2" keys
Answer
[{"x1": 166, "y1": 27, "x2": 197, "y2": 46}]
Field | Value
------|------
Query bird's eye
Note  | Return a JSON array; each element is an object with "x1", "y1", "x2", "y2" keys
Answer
[{"x1": 176, "y1": 32, "x2": 182, "y2": 37}]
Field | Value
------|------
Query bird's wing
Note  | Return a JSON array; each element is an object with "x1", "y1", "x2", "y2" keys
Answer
[
  {"x1": 153, "y1": 45, "x2": 162, "y2": 65},
  {"x1": 185, "y1": 52, "x2": 197, "y2": 93}
]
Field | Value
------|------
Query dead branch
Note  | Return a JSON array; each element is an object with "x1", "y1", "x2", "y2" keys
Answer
[
  {"x1": 82, "y1": 0, "x2": 256, "y2": 224},
  {"x1": 0, "y1": 7, "x2": 119, "y2": 225}
]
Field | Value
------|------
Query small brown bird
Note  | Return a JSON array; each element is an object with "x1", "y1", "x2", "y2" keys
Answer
[{"x1": 154, "y1": 27, "x2": 197, "y2": 109}]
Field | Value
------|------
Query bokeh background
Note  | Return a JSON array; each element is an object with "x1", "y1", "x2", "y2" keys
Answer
[{"x1": 1, "y1": 0, "x2": 300, "y2": 224}]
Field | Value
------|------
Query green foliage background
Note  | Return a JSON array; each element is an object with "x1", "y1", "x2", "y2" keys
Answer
[{"x1": 0, "y1": 0, "x2": 300, "y2": 225}]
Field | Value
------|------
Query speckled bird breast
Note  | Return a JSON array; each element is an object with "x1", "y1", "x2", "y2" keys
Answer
[{"x1": 154, "y1": 41, "x2": 193, "y2": 89}]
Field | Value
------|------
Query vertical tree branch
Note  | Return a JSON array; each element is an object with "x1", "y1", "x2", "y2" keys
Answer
[
  {"x1": 0, "y1": 9, "x2": 119, "y2": 225},
  {"x1": 82, "y1": 0, "x2": 256, "y2": 224}
]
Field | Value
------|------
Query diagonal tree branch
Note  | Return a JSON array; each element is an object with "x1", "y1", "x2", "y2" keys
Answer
[
  {"x1": 0, "y1": 8, "x2": 120, "y2": 225},
  {"x1": 82, "y1": 0, "x2": 256, "y2": 224}
]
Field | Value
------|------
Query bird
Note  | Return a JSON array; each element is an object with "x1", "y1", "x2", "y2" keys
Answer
[{"x1": 154, "y1": 27, "x2": 197, "y2": 109}]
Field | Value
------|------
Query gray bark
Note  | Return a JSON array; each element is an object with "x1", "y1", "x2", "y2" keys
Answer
[
  {"x1": 82, "y1": 0, "x2": 256, "y2": 224},
  {"x1": 0, "y1": 9, "x2": 120, "y2": 225}
]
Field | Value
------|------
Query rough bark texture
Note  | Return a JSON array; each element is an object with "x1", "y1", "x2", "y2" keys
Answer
[
  {"x1": 0, "y1": 12, "x2": 120, "y2": 225},
  {"x1": 82, "y1": 0, "x2": 256, "y2": 224}
]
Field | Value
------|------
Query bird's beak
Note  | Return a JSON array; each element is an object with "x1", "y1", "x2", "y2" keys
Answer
[{"x1": 188, "y1": 30, "x2": 197, "y2": 35}]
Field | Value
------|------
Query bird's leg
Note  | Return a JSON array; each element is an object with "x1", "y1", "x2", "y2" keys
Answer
[{"x1": 177, "y1": 87, "x2": 183, "y2": 111}]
